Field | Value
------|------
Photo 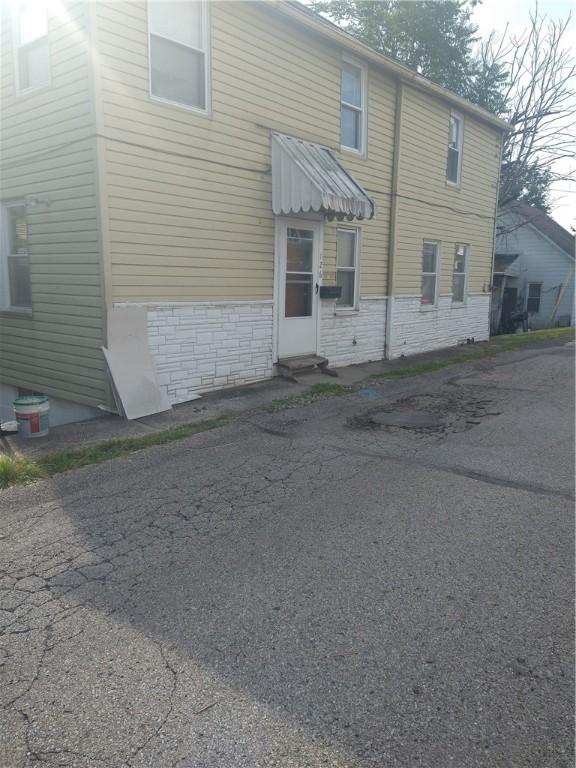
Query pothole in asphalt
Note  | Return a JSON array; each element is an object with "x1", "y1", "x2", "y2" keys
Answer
[
  {"x1": 370, "y1": 410, "x2": 444, "y2": 428},
  {"x1": 249, "y1": 415, "x2": 308, "y2": 437},
  {"x1": 347, "y1": 392, "x2": 500, "y2": 435}
]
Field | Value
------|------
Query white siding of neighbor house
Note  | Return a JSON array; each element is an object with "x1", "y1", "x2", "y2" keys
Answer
[{"x1": 496, "y1": 214, "x2": 575, "y2": 328}]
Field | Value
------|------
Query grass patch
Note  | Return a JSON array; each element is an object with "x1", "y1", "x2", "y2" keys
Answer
[
  {"x1": 308, "y1": 382, "x2": 348, "y2": 396},
  {"x1": 369, "y1": 352, "x2": 496, "y2": 380},
  {"x1": 370, "y1": 356, "x2": 480, "y2": 380},
  {"x1": 264, "y1": 382, "x2": 349, "y2": 412},
  {"x1": 0, "y1": 417, "x2": 227, "y2": 490},
  {"x1": 0, "y1": 453, "x2": 47, "y2": 488},
  {"x1": 491, "y1": 327, "x2": 574, "y2": 346},
  {"x1": 370, "y1": 327, "x2": 574, "y2": 381}
]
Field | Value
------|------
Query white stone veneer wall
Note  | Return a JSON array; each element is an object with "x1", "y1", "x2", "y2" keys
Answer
[
  {"x1": 143, "y1": 302, "x2": 274, "y2": 405},
  {"x1": 388, "y1": 294, "x2": 490, "y2": 358},
  {"x1": 123, "y1": 294, "x2": 490, "y2": 407},
  {"x1": 319, "y1": 297, "x2": 387, "y2": 367}
]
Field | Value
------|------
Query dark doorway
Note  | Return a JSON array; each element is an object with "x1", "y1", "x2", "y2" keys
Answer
[{"x1": 500, "y1": 286, "x2": 518, "y2": 333}]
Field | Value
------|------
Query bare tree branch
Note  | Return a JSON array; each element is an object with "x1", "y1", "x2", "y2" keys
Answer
[{"x1": 481, "y1": 9, "x2": 576, "y2": 209}]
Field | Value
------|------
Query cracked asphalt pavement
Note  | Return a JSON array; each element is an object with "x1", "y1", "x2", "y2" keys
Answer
[{"x1": 1, "y1": 343, "x2": 574, "y2": 767}]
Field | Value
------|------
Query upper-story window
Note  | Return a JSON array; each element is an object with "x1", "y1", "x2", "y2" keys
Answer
[
  {"x1": 148, "y1": 0, "x2": 209, "y2": 112},
  {"x1": 15, "y1": 1, "x2": 50, "y2": 94},
  {"x1": 341, "y1": 61, "x2": 365, "y2": 153},
  {"x1": 446, "y1": 112, "x2": 463, "y2": 185},
  {"x1": 1, "y1": 203, "x2": 32, "y2": 310}
]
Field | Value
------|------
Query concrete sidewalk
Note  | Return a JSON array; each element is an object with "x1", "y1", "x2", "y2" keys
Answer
[{"x1": 3, "y1": 333, "x2": 573, "y2": 459}]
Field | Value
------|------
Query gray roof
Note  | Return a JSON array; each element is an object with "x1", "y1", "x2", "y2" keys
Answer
[
  {"x1": 272, "y1": 133, "x2": 375, "y2": 221},
  {"x1": 502, "y1": 201, "x2": 575, "y2": 258}
]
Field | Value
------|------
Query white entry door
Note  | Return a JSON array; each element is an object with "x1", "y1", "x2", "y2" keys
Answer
[{"x1": 277, "y1": 220, "x2": 321, "y2": 359}]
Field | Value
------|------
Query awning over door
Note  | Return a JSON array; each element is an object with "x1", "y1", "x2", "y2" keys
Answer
[
  {"x1": 272, "y1": 133, "x2": 375, "y2": 221},
  {"x1": 493, "y1": 253, "x2": 520, "y2": 277}
]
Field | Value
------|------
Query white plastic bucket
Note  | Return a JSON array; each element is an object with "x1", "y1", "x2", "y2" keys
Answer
[{"x1": 14, "y1": 395, "x2": 50, "y2": 438}]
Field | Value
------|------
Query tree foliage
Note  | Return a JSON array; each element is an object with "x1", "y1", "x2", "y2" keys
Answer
[
  {"x1": 312, "y1": 1, "x2": 480, "y2": 96},
  {"x1": 311, "y1": 1, "x2": 575, "y2": 211}
]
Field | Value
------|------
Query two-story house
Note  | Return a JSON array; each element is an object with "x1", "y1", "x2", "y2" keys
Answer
[{"x1": 0, "y1": 0, "x2": 509, "y2": 423}]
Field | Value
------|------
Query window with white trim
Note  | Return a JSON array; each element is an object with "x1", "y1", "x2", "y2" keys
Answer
[
  {"x1": 1, "y1": 203, "x2": 32, "y2": 309},
  {"x1": 446, "y1": 112, "x2": 463, "y2": 185},
  {"x1": 15, "y1": 1, "x2": 49, "y2": 93},
  {"x1": 421, "y1": 241, "x2": 439, "y2": 306},
  {"x1": 452, "y1": 244, "x2": 468, "y2": 303},
  {"x1": 336, "y1": 228, "x2": 359, "y2": 308},
  {"x1": 341, "y1": 62, "x2": 364, "y2": 152},
  {"x1": 527, "y1": 283, "x2": 542, "y2": 314},
  {"x1": 149, "y1": 0, "x2": 208, "y2": 111}
]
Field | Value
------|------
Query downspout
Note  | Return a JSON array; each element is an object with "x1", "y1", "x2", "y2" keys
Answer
[
  {"x1": 385, "y1": 80, "x2": 404, "y2": 359},
  {"x1": 488, "y1": 132, "x2": 505, "y2": 338},
  {"x1": 86, "y1": 1, "x2": 116, "y2": 411}
]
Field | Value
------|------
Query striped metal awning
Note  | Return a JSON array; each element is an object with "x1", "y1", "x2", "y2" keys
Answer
[{"x1": 272, "y1": 133, "x2": 375, "y2": 221}]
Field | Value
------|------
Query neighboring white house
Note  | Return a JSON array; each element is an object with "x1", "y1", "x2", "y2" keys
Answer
[{"x1": 493, "y1": 202, "x2": 575, "y2": 334}]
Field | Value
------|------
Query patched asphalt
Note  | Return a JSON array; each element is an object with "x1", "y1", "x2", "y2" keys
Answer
[{"x1": 0, "y1": 343, "x2": 574, "y2": 767}]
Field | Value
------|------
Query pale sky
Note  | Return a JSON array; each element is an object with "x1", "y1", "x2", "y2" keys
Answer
[{"x1": 472, "y1": 0, "x2": 575, "y2": 231}]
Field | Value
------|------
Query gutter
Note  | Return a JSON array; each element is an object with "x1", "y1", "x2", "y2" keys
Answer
[
  {"x1": 385, "y1": 80, "x2": 404, "y2": 360},
  {"x1": 273, "y1": 1, "x2": 511, "y2": 134},
  {"x1": 489, "y1": 134, "x2": 505, "y2": 334}
]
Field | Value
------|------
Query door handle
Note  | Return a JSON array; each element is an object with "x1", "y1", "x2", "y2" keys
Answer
[{"x1": 315, "y1": 283, "x2": 319, "y2": 294}]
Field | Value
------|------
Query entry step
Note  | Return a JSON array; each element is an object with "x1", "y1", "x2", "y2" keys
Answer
[{"x1": 277, "y1": 355, "x2": 337, "y2": 379}]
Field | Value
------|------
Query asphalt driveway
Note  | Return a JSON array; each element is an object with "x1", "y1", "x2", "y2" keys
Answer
[{"x1": 1, "y1": 342, "x2": 574, "y2": 767}]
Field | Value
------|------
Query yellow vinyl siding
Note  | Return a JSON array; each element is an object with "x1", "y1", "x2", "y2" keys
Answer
[
  {"x1": 0, "y1": 1, "x2": 108, "y2": 408},
  {"x1": 94, "y1": 0, "x2": 395, "y2": 302},
  {"x1": 393, "y1": 86, "x2": 501, "y2": 296},
  {"x1": 0, "y1": 0, "x2": 505, "y2": 405},
  {"x1": 0, "y1": 3, "x2": 93, "y2": 158}
]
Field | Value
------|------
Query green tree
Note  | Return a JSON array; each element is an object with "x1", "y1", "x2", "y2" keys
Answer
[
  {"x1": 501, "y1": 165, "x2": 553, "y2": 211},
  {"x1": 311, "y1": 0, "x2": 481, "y2": 97}
]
